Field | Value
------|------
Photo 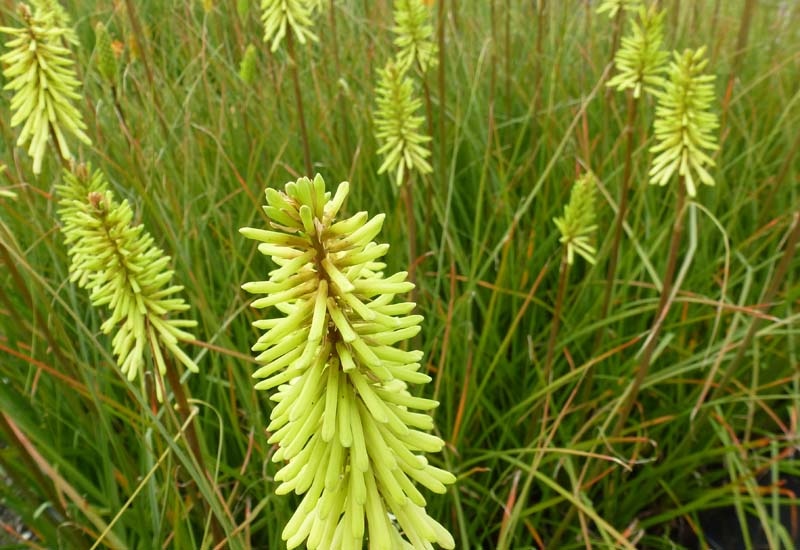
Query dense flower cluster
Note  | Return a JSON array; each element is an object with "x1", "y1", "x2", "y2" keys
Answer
[
  {"x1": 0, "y1": 4, "x2": 91, "y2": 174},
  {"x1": 392, "y1": 0, "x2": 438, "y2": 73},
  {"x1": 553, "y1": 172, "x2": 598, "y2": 265},
  {"x1": 57, "y1": 166, "x2": 199, "y2": 393},
  {"x1": 649, "y1": 47, "x2": 719, "y2": 197},
  {"x1": 607, "y1": 6, "x2": 668, "y2": 98},
  {"x1": 241, "y1": 174, "x2": 455, "y2": 549},
  {"x1": 261, "y1": 0, "x2": 318, "y2": 52},
  {"x1": 374, "y1": 61, "x2": 433, "y2": 187},
  {"x1": 596, "y1": 0, "x2": 641, "y2": 20},
  {"x1": 94, "y1": 22, "x2": 117, "y2": 85}
]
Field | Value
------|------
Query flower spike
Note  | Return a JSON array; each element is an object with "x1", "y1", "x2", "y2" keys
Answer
[
  {"x1": 239, "y1": 44, "x2": 258, "y2": 85},
  {"x1": 57, "y1": 166, "x2": 199, "y2": 396},
  {"x1": 94, "y1": 22, "x2": 117, "y2": 85},
  {"x1": 596, "y1": 0, "x2": 641, "y2": 19},
  {"x1": 374, "y1": 61, "x2": 433, "y2": 187},
  {"x1": 392, "y1": 0, "x2": 438, "y2": 73},
  {"x1": 606, "y1": 5, "x2": 668, "y2": 98},
  {"x1": 31, "y1": 0, "x2": 78, "y2": 45},
  {"x1": 241, "y1": 174, "x2": 455, "y2": 549},
  {"x1": 554, "y1": 172, "x2": 598, "y2": 265},
  {"x1": 0, "y1": 4, "x2": 91, "y2": 175},
  {"x1": 649, "y1": 47, "x2": 719, "y2": 197},
  {"x1": 261, "y1": 0, "x2": 318, "y2": 52}
]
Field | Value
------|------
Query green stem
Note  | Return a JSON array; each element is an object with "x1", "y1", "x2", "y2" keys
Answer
[
  {"x1": 543, "y1": 251, "x2": 570, "y2": 384},
  {"x1": 612, "y1": 179, "x2": 686, "y2": 437}
]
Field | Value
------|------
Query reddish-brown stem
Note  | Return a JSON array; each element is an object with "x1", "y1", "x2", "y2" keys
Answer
[
  {"x1": 613, "y1": 179, "x2": 687, "y2": 437},
  {"x1": 286, "y1": 31, "x2": 313, "y2": 176},
  {"x1": 598, "y1": 92, "x2": 638, "y2": 337},
  {"x1": 123, "y1": 0, "x2": 168, "y2": 135}
]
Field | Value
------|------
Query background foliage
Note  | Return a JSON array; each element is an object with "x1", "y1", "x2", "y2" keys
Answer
[{"x1": 0, "y1": 0, "x2": 798, "y2": 548}]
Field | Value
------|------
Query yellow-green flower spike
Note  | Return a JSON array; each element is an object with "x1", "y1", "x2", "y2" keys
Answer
[
  {"x1": 0, "y1": 5, "x2": 91, "y2": 175},
  {"x1": 374, "y1": 61, "x2": 433, "y2": 187},
  {"x1": 392, "y1": 0, "x2": 438, "y2": 73},
  {"x1": 554, "y1": 172, "x2": 598, "y2": 265},
  {"x1": 596, "y1": 0, "x2": 641, "y2": 19},
  {"x1": 606, "y1": 5, "x2": 668, "y2": 98},
  {"x1": 261, "y1": 0, "x2": 318, "y2": 52},
  {"x1": 31, "y1": 0, "x2": 78, "y2": 45},
  {"x1": 240, "y1": 174, "x2": 456, "y2": 550},
  {"x1": 239, "y1": 44, "x2": 258, "y2": 85},
  {"x1": 57, "y1": 166, "x2": 199, "y2": 396},
  {"x1": 649, "y1": 47, "x2": 719, "y2": 197},
  {"x1": 94, "y1": 22, "x2": 117, "y2": 85}
]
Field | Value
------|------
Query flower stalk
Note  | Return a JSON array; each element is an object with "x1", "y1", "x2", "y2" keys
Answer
[{"x1": 613, "y1": 47, "x2": 719, "y2": 435}]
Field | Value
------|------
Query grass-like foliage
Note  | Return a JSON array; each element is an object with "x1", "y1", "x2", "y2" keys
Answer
[
  {"x1": 241, "y1": 175, "x2": 455, "y2": 549},
  {"x1": 607, "y1": 5, "x2": 668, "y2": 98},
  {"x1": 57, "y1": 165, "x2": 199, "y2": 392},
  {"x1": 0, "y1": 4, "x2": 90, "y2": 174},
  {"x1": 0, "y1": 2, "x2": 798, "y2": 549},
  {"x1": 374, "y1": 61, "x2": 432, "y2": 186},
  {"x1": 650, "y1": 47, "x2": 719, "y2": 196}
]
